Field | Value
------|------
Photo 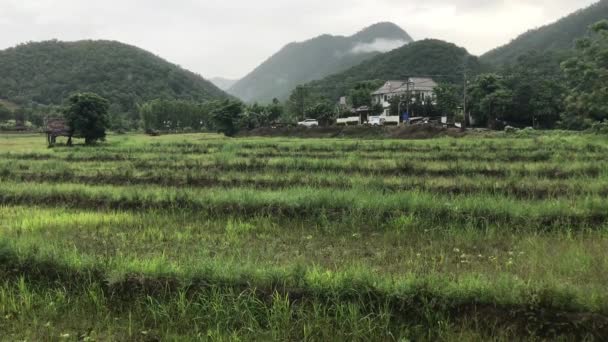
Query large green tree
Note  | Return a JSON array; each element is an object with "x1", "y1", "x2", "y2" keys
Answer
[
  {"x1": 467, "y1": 74, "x2": 514, "y2": 127},
  {"x1": 287, "y1": 86, "x2": 310, "y2": 121},
  {"x1": 501, "y1": 52, "x2": 565, "y2": 128},
  {"x1": 434, "y1": 83, "x2": 461, "y2": 119},
  {"x1": 210, "y1": 99, "x2": 244, "y2": 137},
  {"x1": 561, "y1": 20, "x2": 608, "y2": 129},
  {"x1": 348, "y1": 81, "x2": 384, "y2": 108},
  {"x1": 64, "y1": 93, "x2": 110, "y2": 144},
  {"x1": 304, "y1": 101, "x2": 336, "y2": 126}
]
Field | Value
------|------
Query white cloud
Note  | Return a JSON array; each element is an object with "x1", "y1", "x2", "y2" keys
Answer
[
  {"x1": 0, "y1": 0, "x2": 599, "y2": 78},
  {"x1": 350, "y1": 39, "x2": 408, "y2": 54}
]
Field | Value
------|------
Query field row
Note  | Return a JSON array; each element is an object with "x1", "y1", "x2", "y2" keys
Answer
[
  {"x1": 48, "y1": 136, "x2": 607, "y2": 154},
  {"x1": 3, "y1": 157, "x2": 608, "y2": 180},
  {"x1": 1, "y1": 182, "x2": 608, "y2": 228},
  {"x1": 2, "y1": 168, "x2": 608, "y2": 199},
  {"x1": 4, "y1": 147, "x2": 607, "y2": 162}
]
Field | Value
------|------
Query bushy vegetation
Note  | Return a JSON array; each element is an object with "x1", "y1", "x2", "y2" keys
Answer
[
  {"x1": 1, "y1": 132, "x2": 608, "y2": 339},
  {"x1": 139, "y1": 98, "x2": 285, "y2": 136}
]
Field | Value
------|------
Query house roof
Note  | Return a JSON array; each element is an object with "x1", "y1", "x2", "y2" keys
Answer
[
  {"x1": 372, "y1": 78, "x2": 437, "y2": 96},
  {"x1": 371, "y1": 81, "x2": 406, "y2": 96},
  {"x1": 408, "y1": 78, "x2": 437, "y2": 92}
]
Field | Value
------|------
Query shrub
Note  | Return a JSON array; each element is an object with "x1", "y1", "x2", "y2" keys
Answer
[{"x1": 590, "y1": 120, "x2": 608, "y2": 134}]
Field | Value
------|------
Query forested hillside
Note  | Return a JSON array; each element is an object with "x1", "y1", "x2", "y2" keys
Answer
[
  {"x1": 0, "y1": 40, "x2": 228, "y2": 124},
  {"x1": 481, "y1": 0, "x2": 608, "y2": 66},
  {"x1": 296, "y1": 39, "x2": 482, "y2": 102},
  {"x1": 229, "y1": 22, "x2": 413, "y2": 103}
]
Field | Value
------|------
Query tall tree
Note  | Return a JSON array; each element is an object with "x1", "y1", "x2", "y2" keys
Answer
[
  {"x1": 561, "y1": 20, "x2": 608, "y2": 129},
  {"x1": 287, "y1": 86, "x2": 309, "y2": 121},
  {"x1": 63, "y1": 93, "x2": 110, "y2": 144},
  {"x1": 304, "y1": 101, "x2": 336, "y2": 126},
  {"x1": 210, "y1": 99, "x2": 244, "y2": 137},
  {"x1": 501, "y1": 52, "x2": 565, "y2": 128},
  {"x1": 468, "y1": 74, "x2": 513, "y2": 127},
  {"x1": 267, "y1": 99, "x2": 284, "y2": 123},
  {"x1": 434, "y1": 83, "x2": 461, "y2": 119},
  {"x1": 348, "y1": 81, "x2": 384, "y2": 108}
]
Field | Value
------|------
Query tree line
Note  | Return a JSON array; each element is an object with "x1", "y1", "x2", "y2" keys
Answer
[
  {"x1": 466, "y1": 20, "x2": 608, "y2": 129},
  {"x1": 139, "y1": 98, "x2": 285, "y2": 136}
]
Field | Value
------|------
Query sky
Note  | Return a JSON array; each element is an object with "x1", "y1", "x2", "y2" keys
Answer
[{"x1": 0, "y1": 0, "x2": 599, "y2": 79}]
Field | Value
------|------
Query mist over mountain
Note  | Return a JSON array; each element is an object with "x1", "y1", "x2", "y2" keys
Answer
[
  {"x1": 210, "y1": 77, "x2": 239, "y2": 91},
  {"x1": 481, "y1": 0, "x2": 608, "y2": 66},
  {"x1": 228, "y1": 22, "x2": 413, "y2": 103}
]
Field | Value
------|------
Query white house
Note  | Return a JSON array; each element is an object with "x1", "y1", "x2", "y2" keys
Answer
[{"x1": 372, "y1": 78, "x2": 438, "y2": 116}]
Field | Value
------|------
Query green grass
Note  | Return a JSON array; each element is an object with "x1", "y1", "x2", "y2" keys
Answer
[{"x1": 1, "y1": 132, "x2": 608, "y2": 340}]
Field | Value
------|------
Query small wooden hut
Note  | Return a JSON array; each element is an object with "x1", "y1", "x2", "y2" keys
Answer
[{"x1": 45, "y1": 117, "x2": 72, "y2": 146}]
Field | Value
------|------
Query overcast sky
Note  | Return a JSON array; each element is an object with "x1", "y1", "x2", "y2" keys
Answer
[{"x1": 0, "y1": 0, "x2": 598, "y2": 79}]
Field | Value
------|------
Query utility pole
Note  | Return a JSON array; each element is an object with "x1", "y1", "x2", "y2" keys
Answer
[
  {"x1": 406, "y1": 81, "x2": 410, "y2": 120},
  {"x1": 398, "y1": 101, "x2": 401, "y2": 123},
  {"x1": 462, "y1": 55, "x2": 469, "y2": 129},
  {"x1": 463, "y1": 71, "x2": 467, "y2": 129},
  {"x1": 406, "y1": 79, "x2": 414, "y2": 122},
  {"x1": 298, "y1": 86, "x2": 307, "y2": 121}
]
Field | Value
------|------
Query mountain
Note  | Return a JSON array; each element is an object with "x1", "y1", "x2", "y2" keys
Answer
[
  {"x1": 298, "y1": 39, "x2": 483, "y2": 101},
  {"x1": 210, "y1": 77, "x2": 239, "y2": 91},
  {"x1": 228, "y1": 22, "x2": 413, "y2": 103},
  {"x1": 0, "y1": 40, "x2": 228, "y2": 118},
  {"x1": 481, "y1": 0, "x2": 608, "y2": 66}
]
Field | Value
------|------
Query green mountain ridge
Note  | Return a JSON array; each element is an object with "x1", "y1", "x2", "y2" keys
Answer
[
  {"x1": 0, "y1": 40, "x2": 228, "y2": 120},
  {"x1": 228, "y1": 22, "x2": 413, "y2": 103},
  {"x1": 481, "y1": 0, "x2": 608, "y2": 66},
  {"x1": 298, "y1": 39, "x2": 483, "y2": 102}
]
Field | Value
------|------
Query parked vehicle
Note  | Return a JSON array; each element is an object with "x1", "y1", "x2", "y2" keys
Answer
[
  {"x1": 368, "y1": 116, "x2": 385, "y2": 126},
  {"x1": 298, "y1": 119, "x2": 319, "y2": 127},
  {"x1": 336, "y1": 117, "x2": 360, "y2": 126}
]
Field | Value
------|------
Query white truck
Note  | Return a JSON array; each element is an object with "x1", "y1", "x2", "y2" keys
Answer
[{"x1": 368, "y1": 116, "x2": 386, "y2": 126}]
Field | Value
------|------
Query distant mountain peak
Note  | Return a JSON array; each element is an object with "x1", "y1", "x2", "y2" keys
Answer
[
  {"x1": 228, "y1": 22, "x2": 414, "y2": 103},
  {"x1": 352, "y1": 22, "x2": 413, "y2": 43}
]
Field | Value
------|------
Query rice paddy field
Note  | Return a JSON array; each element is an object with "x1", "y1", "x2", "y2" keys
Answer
[{"x1": 1, "y1": 132, "x2": 608, "y2": 340}]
